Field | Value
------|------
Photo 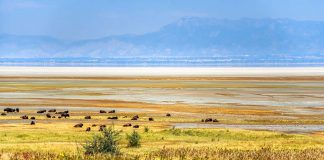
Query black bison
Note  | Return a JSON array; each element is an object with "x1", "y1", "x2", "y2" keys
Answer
[
  {"x1": 202, "y1": 118, "x2": 218, "y2": 123},
  {"x1": 30, "y1": 117, "x2": 36, "y2": 120},
  {"x1": 1, "y1": 113, "x2": 6, "y2": 116},
  {"x1": 108, "y1": 110, "x2": 116, "y2": 113},
  {"x1": 46, "y1": 113, "x2": 51, "y2": 118},
  {"x1": 37, "y1": 110, "x2": 46, "y2": 114},
  {"x1": 61, "y1": 113, "x2": 70, "y2": 118},
  {"x1": 213, "y1": 119, "x2": 219, "y2": 122},
  {"x1": 58, "y1": 116, "x2": 62, "y2": 119},
  {"x1": 52, "y1": 116, "x2": 56, "y2": 118},
  {"x1": 85, "y1": 116, "x2": 91, "y2": 119},
  {"x1": 21, "y1": 115, "x2": 28, "y2": 119},
  {"x1": 131, "y1": 115, "x2": 139, "y2": 120},
  {"x1": 133, "y1": 125, "x2": 140, "y2": 128},
  {"x1": 123, "y1": 123, "x2": 132, "y2": 127},
  {"x1": 166, "y1": 113, "x2": 171, "y2": 117},
  {"x1": 74, "y1": 123, "x2": 83, "y2": 128},
  {"x1": 4, "y1": 108, "x2": 15, "y2": 113},
  {"x1": 86, "y1": 127, "x2": 91, "y2": 131},
  {"x1": 30, "y1": 121, "x2": 35, "y2": 125},
  {"x1": 99, "y1": 110, "x2": 106, "y2": 113},
  {"x1": 148, "y1": 117, "x2": 154, "y2": 121},
  {"x1": 92, "y1": 124, "x2": 97, "y2": 127},
  {"x1": 48, "y1": 109, "x2": 56, "y2": 112},
  {"x1": 107, "y1": 116, "x2": 118, "y2": 120},
  {"x1": 99, "y1": 125, "x2": 106, "y2": 131},
  {"x1": 205, "y1": 118, "x2": 213, "y2": 122},
  {"x1": 15, "y1": 108, "x2": 19, "y2": 112}
]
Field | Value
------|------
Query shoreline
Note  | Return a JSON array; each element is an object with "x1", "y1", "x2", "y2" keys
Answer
[{"x1": 1, "y1": 67, "x2": 324, "y2": 77}]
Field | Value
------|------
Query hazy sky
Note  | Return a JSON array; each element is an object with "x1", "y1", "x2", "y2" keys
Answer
[{"x1": 1, "y1": 0, "x2": 324, "y2": 40}]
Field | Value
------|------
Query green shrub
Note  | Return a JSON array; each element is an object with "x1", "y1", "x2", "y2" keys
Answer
[
  {"x1": 127, "y1": 131, "x2": 141, "y2": 147},
  {"x1": 83, "y1": 127, "x2": 121, "y2": 155},
  {"x1": 144, "y1": 126, "x2": 149, "y2": 133}
]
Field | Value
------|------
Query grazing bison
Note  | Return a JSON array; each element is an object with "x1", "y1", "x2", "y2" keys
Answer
[
  {"x1": 133, "y1": 125, "x2": 140, "y2": 128},
  {"x1": 131, "y1": 115, "x2": 139, "y2": 120},
  {"x1": 107, "y1": 116, "x2": 118, "y2": 120},
  {"x1": 37, "y1": 110, "x2": 46, "y2": 114},
  {"x1": 166, "y1": 113, "x2": 171, "y2": 117},
  {"x1": 74, "y1": 123, "x2": 83, "y2": 128},
  {"x1": 15, "y1": 108, "x2": 19, "y2": 112},
  {"x1": 123, "y1": 123, "x2": 132, "y2": 127},
  {"x1": 148, "y1": 117, "x2": 154, "y2": 121},
  {"x1": 85, "y1": 116, "x2": 91, "y2": 119},
  {"x1": 213, "y1": 119, "x2": 219, "y2": 122},
  {"x1": 52, "y1": 116, "x2": 56, "y2": 118},
  {"x1": 86, "y1": 127, "x2": 91, "y2": 131},
  {"x1": 92, "y1": 124, "x2": 97, "y2": 127},
  {"x1": 63, "y1": 110, "x2": 69, "y2": 113},
  {"x1": 108, "y1": 110, "x2": 116, "y2": 113},
  {"x1": 58, "y1": 116, "x2": 62, "y2": 119},
  {"x1": 99, "y1": 125, "x2": 106, "y2": 131},
  {"x1": 30, "y1": 121, "x2": 35, "y2": 125},
  {"x1": 61, "y1": 113, "x2": 70, "y2": 118},
  {"x1": 201, "y1": 119, "x2": 205, "y2": 122},
  {"x1": 1, "y1": 113, "x2": 6, "y2": 116},
  {"x1": 205, "y1": 118, "x2": 213, "y2": 122},
  {"x1": 30, "y1": 117, "x2": 36, "y2": 120},
  {"x1": 48, "y1": 109, "x2": 56, "y2": 112},
  {"x1": 4, "y1": 108, "x2": 15, "y2": 113},
  {"x1": 21, "y1": 115, "x2": 28, "y2": 119},
  {"x1": 46, "y1": 113, "x2": 51, "y2": 118},
  {"x1": 99, "y1": 110, "x2": 106, "y2": 113}
]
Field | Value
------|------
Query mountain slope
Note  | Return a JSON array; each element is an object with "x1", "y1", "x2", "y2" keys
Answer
[{"x1": 1, "y1": 18, "x2": 324, "y2": 58}]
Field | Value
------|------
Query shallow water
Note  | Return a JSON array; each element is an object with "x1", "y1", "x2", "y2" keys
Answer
[{"x1": 173, "y1": 123, "x2": 324, "y2": 133}]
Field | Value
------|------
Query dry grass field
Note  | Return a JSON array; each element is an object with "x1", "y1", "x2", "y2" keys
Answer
[{"x1": 0, "y1": 75, "x2": 324, "y2": 159}]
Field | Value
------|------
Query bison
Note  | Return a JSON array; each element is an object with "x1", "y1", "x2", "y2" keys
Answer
[
  {"x1": 99, "y1": 110, "x2": 106, "y2": 113},
  {"x1": 99, "y1": 125, "x2": 106, "y2": 131},
  {"x1": 4, "y1": 108, "x2": 15, "y2": 113},
  {"x1": 15, "y1": 108, "x2": 19, "y2": 112},
  {"x1": 148, "y1": 117, "x2": 154, "y2": 121},
  {"x1": 166, "y1": 113, "x2": 171, "y2": 117},
  {"x1": 108, "y1": 110, "x2": 116, "y2": 113},
  {"x1": 107, "y1": 116, "x2": 118, "y2": 120},
  {"x1": 131, "y1": 115, "x2": 139, "y2": 120},
  {"x1": 30, "y1": 121, "x2": 35, "y2": 125},
  {"x1": 92, "y1": 124, "x2": 97, "y2": 127},
  {"x1": 48, "y1": 109, "x2": 56, "y2": 112},
  {"x1": 204, "y1": 118, "x2": 213, "y2": 122},
  {"x1": 74, "y1": 123, "x2": 83, "y2": 128},
  {"x1": 123, "y1": 123, "x2": 132, "y2": 127},
  {"x1": 37, "y1": 110, "x2": 46, "y2": 114},
  {"x1": 1, "y1": 113, "x2": 6, "y2": 116},
  {"x1": 46, "y1": 113, "x2": 51, "y2": 118},
  {"x1": 21, "y1": 115, "x2": 28, "y2": 119},
  {"x1": 61, "y1": 113, "x2": 70, "y2": 118},
  {"x1": 30, "y1": 117, "x2": 36, "y2": 120},
  {"x1": 86, "y1": 127, "x2": 91, "y2": 132},
  {"x1": 85, "y1": 116, "x2": 91, "y2": 119},
  {"x1": 133, "y1": 125, "x2": 140, "y2": 128}
]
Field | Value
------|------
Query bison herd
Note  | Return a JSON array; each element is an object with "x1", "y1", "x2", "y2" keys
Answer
[{"x1": 1, "y1": 107, "x2": 219, "y2": 132}]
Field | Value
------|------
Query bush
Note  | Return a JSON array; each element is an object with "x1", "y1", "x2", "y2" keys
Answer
[
  {"x1": 144, "y1": 126, "x2": 149, "y2": 133},
  {"x1": 83, "y1": 127, "x2": 121, "y2": 155},
  {"x1": 127, "y1": 131, "x2": 141, "y2": 147}
]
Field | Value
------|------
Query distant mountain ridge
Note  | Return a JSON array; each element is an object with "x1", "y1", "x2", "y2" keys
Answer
[{"x1": 1, "y1": 17, "x2": 324, "y2": 58}]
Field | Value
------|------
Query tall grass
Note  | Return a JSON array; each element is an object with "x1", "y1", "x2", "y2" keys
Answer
[{"x1": 3, "y1": 147, "x2": 324, "y2": 160}]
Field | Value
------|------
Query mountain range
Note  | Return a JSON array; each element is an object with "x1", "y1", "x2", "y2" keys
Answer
[{"x1": 1, "y1": 17, "x2": 324, "y2": 59}]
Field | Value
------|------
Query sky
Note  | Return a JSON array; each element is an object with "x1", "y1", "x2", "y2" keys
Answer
[{"x1": 1, "y1": 0, "x2": 324, "y2": 40}]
